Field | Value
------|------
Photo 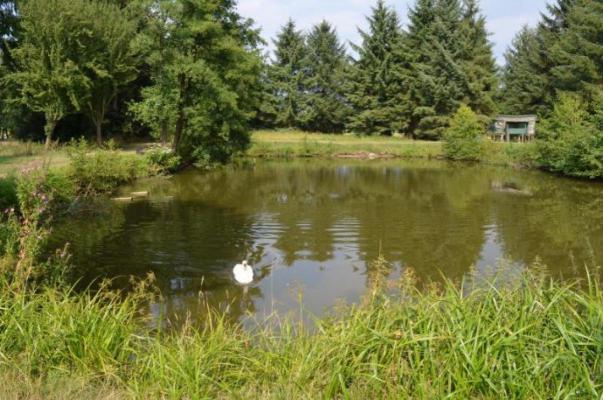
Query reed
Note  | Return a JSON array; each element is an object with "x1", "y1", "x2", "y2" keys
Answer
[{"x1": 1, "y1": 264, "x2": 602, "y2": 399}]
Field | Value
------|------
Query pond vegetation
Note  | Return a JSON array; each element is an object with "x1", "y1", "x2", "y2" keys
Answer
[{"x1": 0, "y1": 0, "x2": 602, "y2": 397}]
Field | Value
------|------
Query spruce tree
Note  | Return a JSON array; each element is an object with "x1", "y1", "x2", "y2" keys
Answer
[
  {"x1": 499, "y1": 0, "x2": 576, "y2": 115},
  {"x1": 458, "y1": 0, "x2": 497, "y2": 119},
  {"x1": 550, "y1": 0, "x2": 603, "y2": 103},
  {"x1": 499, "y1": 27, "x2": 549, "y2": 114},
  {"x1": 406, "y1": 0, "x2": 466, "y2": 139},
  {"x1": 541, "y1": 0, "x2": 576, "y2": 33},
  {"x1": 346, "y1": 0, "x2": 408, "y2": 136},
  {"x1": 270, "y1": 19, "x2": 306, "y2": 128},
  {"x1": 298, "y1": 21, "x2": 350, "y2": 133}
]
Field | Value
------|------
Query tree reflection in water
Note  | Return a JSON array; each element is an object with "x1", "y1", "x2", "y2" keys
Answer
[{"x1": 51, "y1": 160, "x2": 603, "y2": 328}]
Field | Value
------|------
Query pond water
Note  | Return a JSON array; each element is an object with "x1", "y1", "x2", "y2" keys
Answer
[{"x1": 53, "y1": 160, "x2": 602, "y2": 326}]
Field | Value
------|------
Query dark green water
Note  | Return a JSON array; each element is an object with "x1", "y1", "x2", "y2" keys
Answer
[{"x1": 53, "y1": 160, "x2": 602, "y2": 326}]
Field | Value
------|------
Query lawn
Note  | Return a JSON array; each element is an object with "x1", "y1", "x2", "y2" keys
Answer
[{"x1": 249, "y1": 130, "x2": 444, "y2": 159}]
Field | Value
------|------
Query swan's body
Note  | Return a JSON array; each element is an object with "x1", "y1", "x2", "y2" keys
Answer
[{"x1": 233, "y1": 260, "x2": 254, "y2": 285}]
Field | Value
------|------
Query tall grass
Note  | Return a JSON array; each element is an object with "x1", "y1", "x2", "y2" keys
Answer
[{"x1": 1, "y1": 263, "x2": 602, "y2": 399}]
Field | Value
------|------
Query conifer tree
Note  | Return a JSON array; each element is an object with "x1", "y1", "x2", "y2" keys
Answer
[
  {"x1": 541, "y1": 0, "x2": 576, "y2": 33},
  {"x1": 550, "y1": 0, "x2": 603, "y2": 103},
  {"x1": 298, "y1": 21, "x2": 350, "y2": 133},
  {"x1": 499, "y1": 0, "x2": 576, "y2": 115},
  {"x1": 270, "y1": 19, "x2": 306, "y2": 128},
  {"x1": 346, "y1": 0, "x2": 408, "y2": 136},
  {"x1": 458, "y1": 0, "x2": 498, "y2": 119},
  {"x1": 499, "y1": 27, "x2": 549, "y2": 114},
  {"x1": 406, "y1": 0, "x2": 466, "y2": 139}
]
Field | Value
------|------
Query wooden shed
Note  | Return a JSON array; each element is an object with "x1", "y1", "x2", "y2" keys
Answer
[{"x1": 490, "y1": 115, "x2": 537, "y2": 142}]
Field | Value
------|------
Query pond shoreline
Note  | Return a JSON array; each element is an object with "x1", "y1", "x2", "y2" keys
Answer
[
  {"x1": 248, "y1": 130, "x2": 603, "y2": 182},
  {"x1": 1, "y1": 145, "x2": 602, "y2": 398}
]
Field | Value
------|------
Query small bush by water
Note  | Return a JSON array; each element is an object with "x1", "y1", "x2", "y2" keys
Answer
[{"x1": 443, "y1": 105, "x2": 486, "y2": 161}]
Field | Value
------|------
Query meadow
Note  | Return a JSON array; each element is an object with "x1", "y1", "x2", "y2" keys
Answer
[{"x1": 248, "y1": 130, "x2": 537, "y2": 168}]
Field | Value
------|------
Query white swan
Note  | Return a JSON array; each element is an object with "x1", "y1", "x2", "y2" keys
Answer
[{"x1": 233, "y1": 260, "x2": 254, "y2": 285}]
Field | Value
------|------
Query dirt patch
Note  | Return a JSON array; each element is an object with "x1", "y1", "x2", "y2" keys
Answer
[{"x1": 335, "y1": 152, "x2": 396, "y2": 160}]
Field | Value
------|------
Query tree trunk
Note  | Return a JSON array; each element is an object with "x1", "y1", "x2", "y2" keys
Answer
[
  {"x1": 44, "y1": 118, "x2": 57, "y2": 151},
  {"x1": 173, "y1": 109, "x2": 185, "y2": 153},
  {"x1": 172, "y1": 75, "x2": 187, "y2": 153},
  {"x1": 160, "y1": 120, "x2": 168, "y2": 145},
  {"x1": 95, "y1": 121, "x2": 102, "y2": 146}
]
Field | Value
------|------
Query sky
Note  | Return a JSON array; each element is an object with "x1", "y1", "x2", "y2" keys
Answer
[{"x1": 237, "y1": 0, "x2": 551, "y2": 65}]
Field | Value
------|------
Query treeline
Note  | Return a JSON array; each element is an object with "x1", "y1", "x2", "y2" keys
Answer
[
  {"x1": 0, "y1": 0, "x2": 601, "y2": 173},
  {"x1": 259, "y1": 0, "x2": 497, "y2": 139},
  {"x1": 0, "y1": 0, "x2": 264, "y2": 163},
  {"x1": 260, "y1": 0, "x2": 602, "y2": 137}
]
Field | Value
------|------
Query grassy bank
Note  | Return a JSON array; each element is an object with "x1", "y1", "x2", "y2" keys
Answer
[
  {"x1": 0, "y1": 141, "x2": 69, "y2": 177},
  {"x1": 1, "y1": 263, "x2": 602, "y2": 399},
  {"x1": 249, "y1": 130, "x2": 537, "y2": 167},
  {"x1": 249, "y1": 130, "x2": 443, "y2": 159}
]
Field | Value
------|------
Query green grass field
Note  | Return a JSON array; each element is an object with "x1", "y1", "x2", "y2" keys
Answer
[
  {"x1": 249, "y1": 130, "x2": 537, "y2": 168},
  {"x1": 249, "y1": 130, "x2": 444, "y2": 159},
  {"x1": 0, "y1": 141, "x2": 70, "y2": 177}
]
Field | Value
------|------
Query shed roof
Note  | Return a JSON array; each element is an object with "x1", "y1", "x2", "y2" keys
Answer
[{"x1": 495, "y1": 115, "x2": 538, "y2": 123}]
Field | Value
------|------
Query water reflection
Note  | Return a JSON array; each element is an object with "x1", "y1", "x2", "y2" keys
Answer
[{"x1": 52, "y1": 160, "x2": 603, "y2": 327}]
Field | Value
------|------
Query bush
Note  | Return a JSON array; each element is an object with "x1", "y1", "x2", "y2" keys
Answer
[
  {"x1": 0, "y1": 175, "x2": 19, "y2": 211},
  {"x1": 145, "y1": 146, "x2": 181, "y2": 173},
  {"x1": 16, "y1": 169, "x2": 75, "y2": 219},
  {"x1": 443, "y1": 105, "x2": 485, "y2": 161},
  {"x1": 67, "y1": 138, "x2": 154, "y2": 194},
  {"x1": 537, "y1": 93, "x2": 603, "y2": 179}
]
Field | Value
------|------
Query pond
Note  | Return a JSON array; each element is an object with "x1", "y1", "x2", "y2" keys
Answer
[{"x1": 53, "y1": 160, "x2": 603, "y2": 327}]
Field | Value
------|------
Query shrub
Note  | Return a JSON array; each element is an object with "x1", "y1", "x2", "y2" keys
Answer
[
  {"x1": 145, "y1": 146, "x2": 181, "y2": 173},
  {"x1": 0, "y1": 175, "x2": 18, "y2": 211},
  {"x1": 537, "y1": 93, "x2": 603, "y2": 179},
  {"x1": 443, "y1": 105, "x2": 485, "y2": 161},
  {"x1": 16, "y1": 169, "x2": 75, "y2": 219},
  {"x1": 66, "y1": 138, "x2": 153, "y2": 194}
]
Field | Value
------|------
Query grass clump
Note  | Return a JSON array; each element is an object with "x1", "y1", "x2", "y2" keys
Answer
[{"x1": 1, "y1": 262, "x2": 603, "y2": 398}]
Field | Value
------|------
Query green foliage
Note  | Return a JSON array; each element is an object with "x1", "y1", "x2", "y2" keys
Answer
[
  {"x1": 550, "y1": 0, "x2": 603, "y2": 103},
  {"x1": 131, "y1": 0, "x2": 262, "y2": 164},
  {"x1": 9, "y1": 0, "x2": 139, "y2": 147},
  {"x1": 537, "y1": 94, "x2": 603, "y2": 179},
  {"x1": 144, "y1": 146, "x2": 181, "y2": 173},
  {"x1": 16, "y1": 169, "x2": 74, "y2": 219},
  {"x1": 0, "y1": 174, "x2": 18, "y2": 211},
  {"x1": 66, "y1": 139, "x2": 153, "y2": 194},
  {"x1": 298, "y1": 21, "x2": 351, "y2": 133},
  {"x1": 10, "y1": 0, "x2": 91, "y2": 148},
  {"x1": 405, "y1": 0, "x2": 497, "y2": 139},
  {"x1": 268, "y1": 19, "x2": 307, "y2": 128},
  {"x1": 76, "y1": 0, "x2": 139, "y2": 145},
  {"x1": 0, "y1": 210, "x2": 19, "y2": 261},
  {"x1": 443, "y1": 105, "x2": 485, "y2": 160},
  {"x1": 458, "y1": 0, "x2": 498, "y2": 118},
  {"x1": 346, "y1": 0, "x2": 409, "y2": 136},
  {"x1": 499, "y1": 27, "x2": 551, "y2": 115}
]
